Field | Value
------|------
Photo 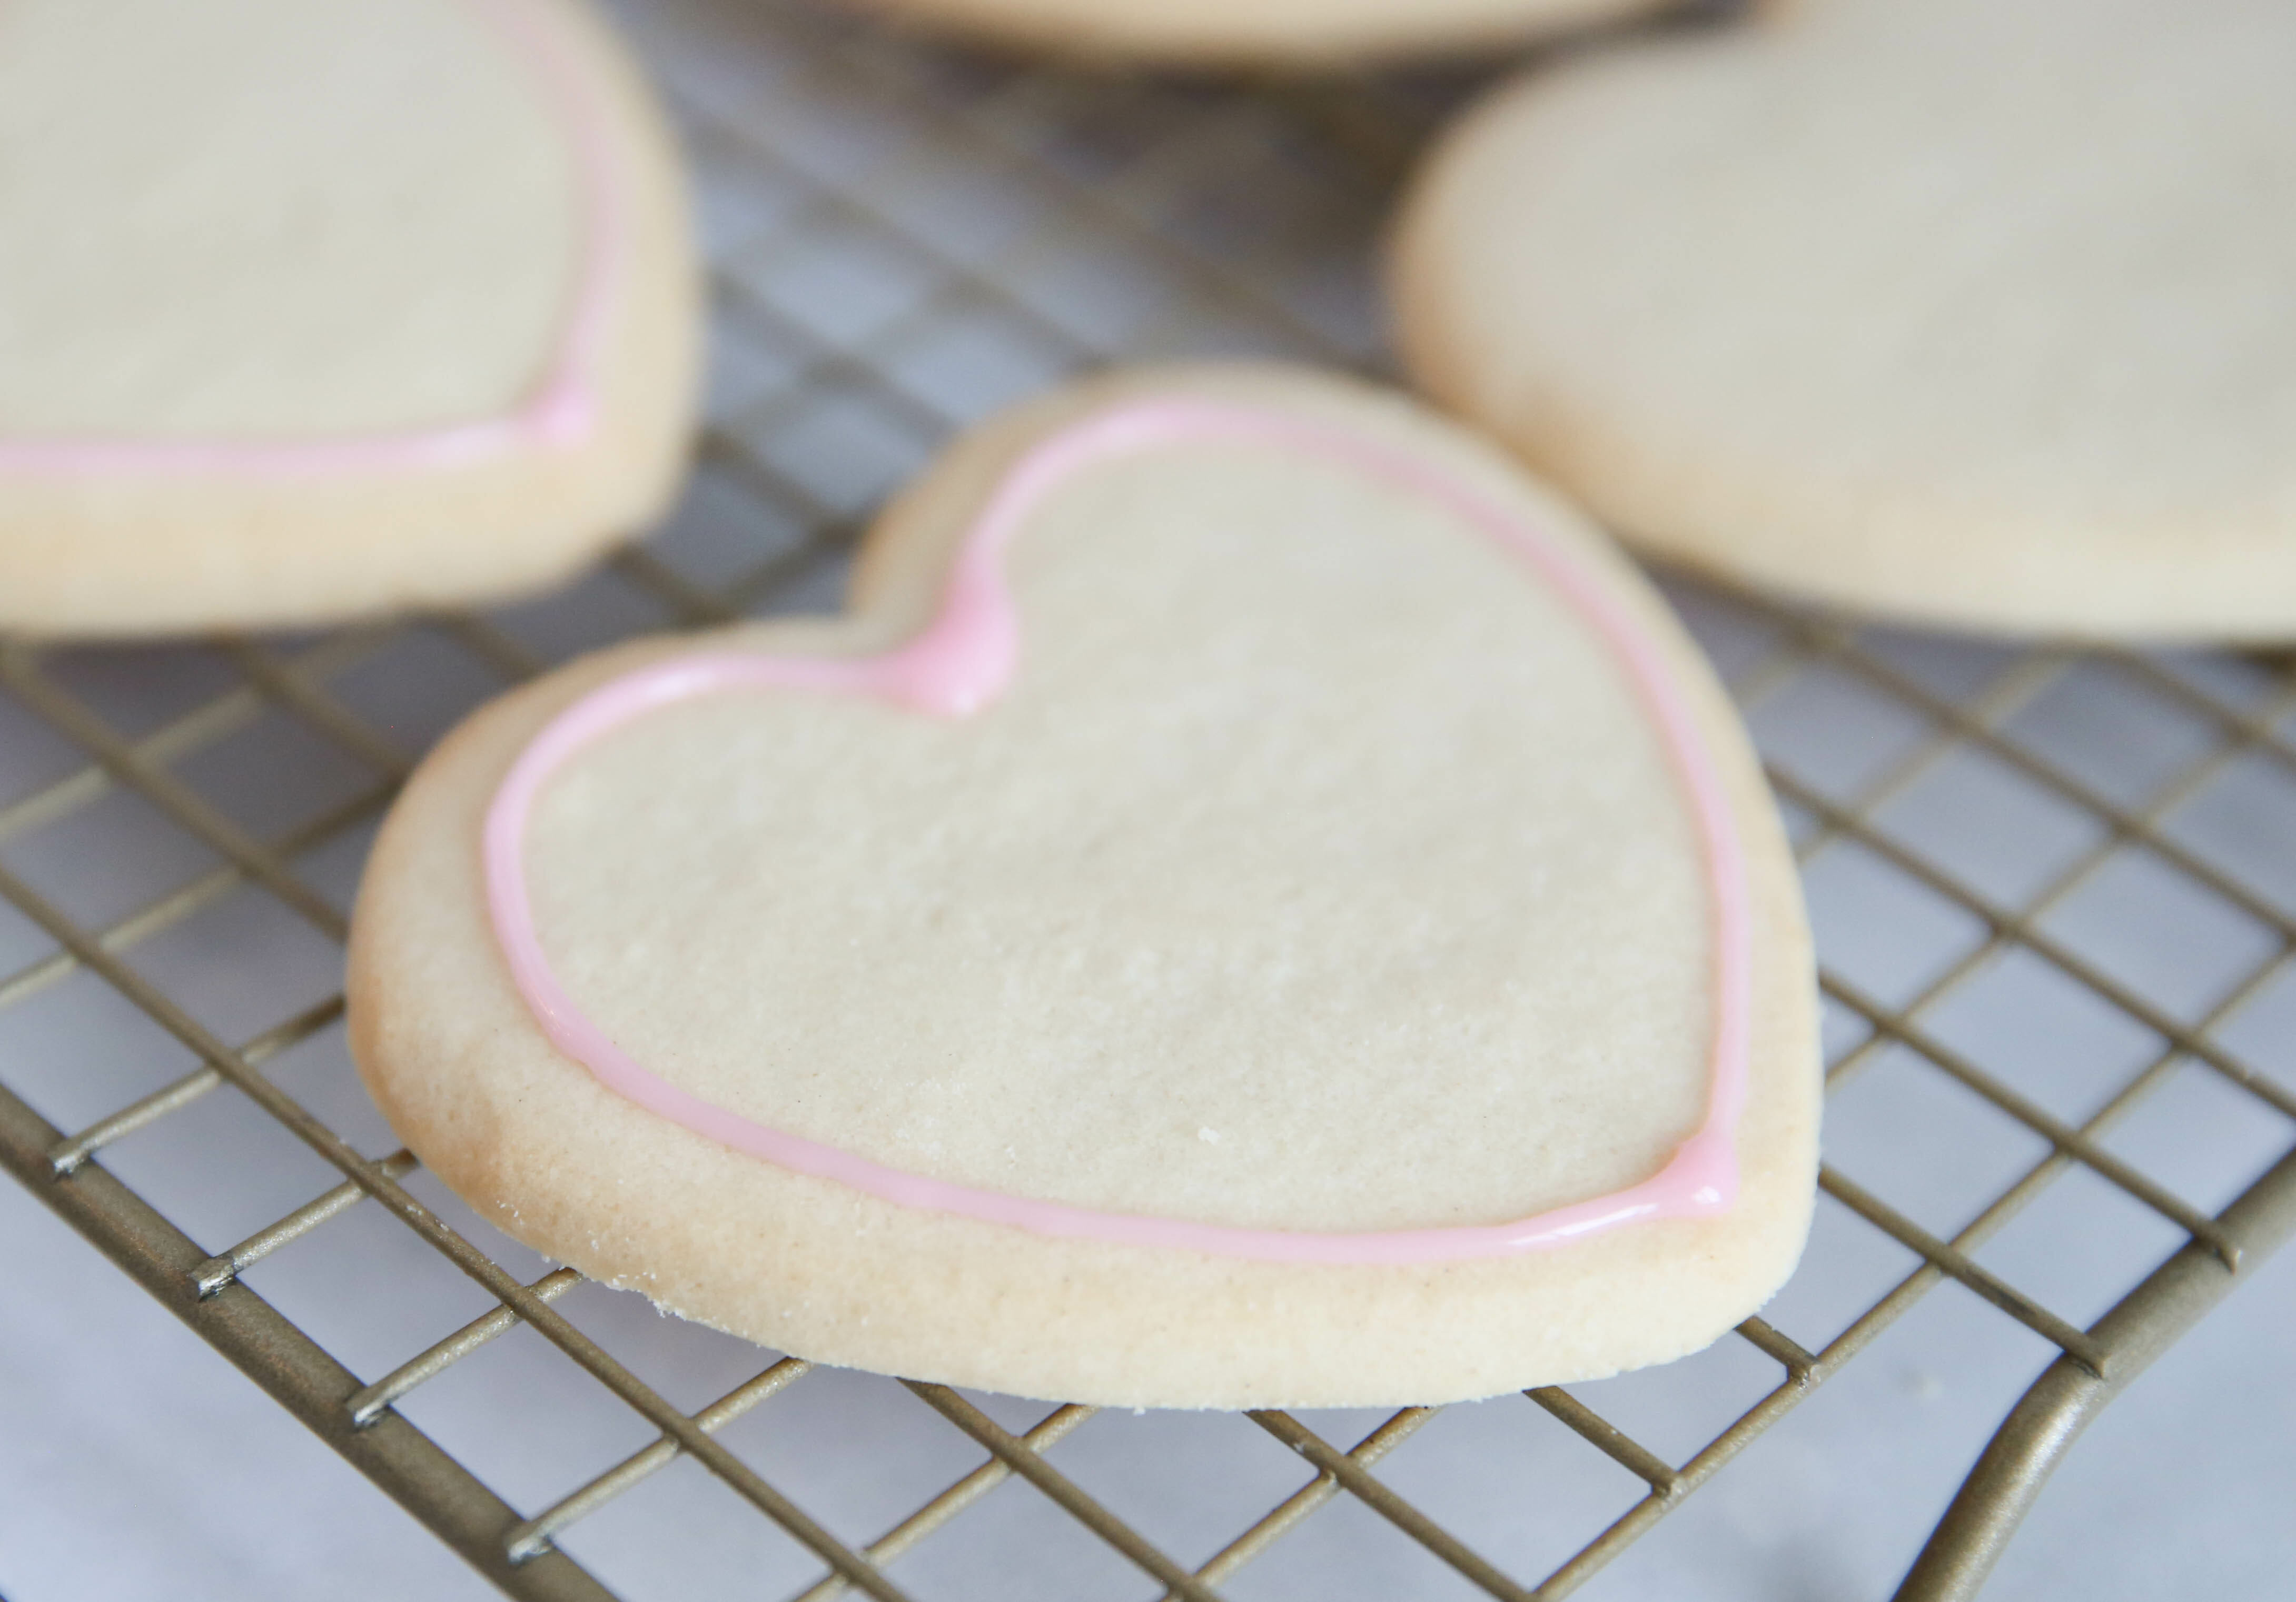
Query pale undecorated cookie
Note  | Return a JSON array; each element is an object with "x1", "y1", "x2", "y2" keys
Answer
[
  {"x1": 838, "y1": 0, "x2": 1672, "y2": 68},
  {"x1": 348, "y1": 363, "x2": 1818, "y2": 1409},
  {"x1": 0, "y1": 0, "x2": 698, "y2": 638},
  {"x1": 1392, "y1": 0, "x2": 2296, "y2": 640}
]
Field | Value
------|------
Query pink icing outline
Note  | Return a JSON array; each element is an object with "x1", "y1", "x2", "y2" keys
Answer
[
  {"x1": 0, "y1": 0, "x2": 620, "y2": 478},
  {"x1": 482, "y1": 399, "x2": 1755, "y2": 1265}
]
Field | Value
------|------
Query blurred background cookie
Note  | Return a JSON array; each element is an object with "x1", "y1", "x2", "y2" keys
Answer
[
  {"x1": 0, "y1": 0, "x2": 699, "y2": 637},
  {"x1": 837, "y1": 0, "x2": 1676, "y2": 69},
  {"x1": 1391, "y1": 0, "x2": 2296, "y2": 639}
]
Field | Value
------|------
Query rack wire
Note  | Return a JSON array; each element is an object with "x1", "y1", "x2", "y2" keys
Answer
[{"x1": 5, "y1": 1, "x2": 2295, "y2": 1597}]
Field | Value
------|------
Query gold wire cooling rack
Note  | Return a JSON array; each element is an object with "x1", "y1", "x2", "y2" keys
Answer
[{"x1": 5, "y1": 2, "x2": 2296, "y2": 1598}]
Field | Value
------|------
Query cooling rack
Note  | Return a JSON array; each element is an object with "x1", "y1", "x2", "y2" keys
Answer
[{"x1": 5, "y1": 1, "x2": 2296, "y2": 1598}]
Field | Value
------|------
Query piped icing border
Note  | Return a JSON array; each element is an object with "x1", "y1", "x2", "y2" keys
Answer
[
  {"x1": 0, "y1": 0, "x2": 621, "y2": 478},
  {"x1": 482, "y1": 397, "x2": 1754, "y2": 1265}
]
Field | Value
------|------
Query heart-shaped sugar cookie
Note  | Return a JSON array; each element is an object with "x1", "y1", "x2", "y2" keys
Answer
[
  {"x1": 349, "y1": 364, "x2": 1817, "y2": 1408},
  {"x1": 0, "y1": 0, "x2": 696, "y2": 635},
  {"x1": 1392, "y1": 0, "x2": 2296, "y2": 639}
]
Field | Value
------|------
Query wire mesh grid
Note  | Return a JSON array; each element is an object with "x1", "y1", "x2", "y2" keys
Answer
[{"x1": 4, "y1": 1, "x2": 2296, "y2": 1598}]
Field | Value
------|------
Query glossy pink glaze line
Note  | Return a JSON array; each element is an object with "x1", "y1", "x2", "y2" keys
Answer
[
  {"x1": 0, "y1": 0, "x2": 620, "y2": 478},
  {"x1": 483, "y1": 399, "x2": 1754, "y2": 1265}
]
